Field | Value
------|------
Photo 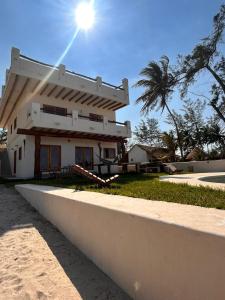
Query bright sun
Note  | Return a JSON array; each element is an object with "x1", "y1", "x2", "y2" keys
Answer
[{"x1": 75, "y1": 2, "x2": 95, "y2": 30}]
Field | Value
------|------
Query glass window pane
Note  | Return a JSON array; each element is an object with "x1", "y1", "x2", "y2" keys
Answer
[
  {"x1": 75, "y1": 147, "x2": 93, "y2": 169},
  {"x1": 50, "y1": 146, "x2": 60, "y2": 170},
  {"x1": 75, "y1": 147, "x2": 83, "y2": 165},
  {"x1": 40, "y1": 146, "x2": 49, "y2": 171}
]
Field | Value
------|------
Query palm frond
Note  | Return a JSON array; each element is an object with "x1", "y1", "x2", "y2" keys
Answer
[{"x1": 134, "y1": 55, "x2": 175, "y2": 114}]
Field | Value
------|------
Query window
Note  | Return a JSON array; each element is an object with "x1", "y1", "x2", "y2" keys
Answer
[
  {"x1": 43, "y1": 104, "x2": 67, "y2": 116},
  {"x1": 89, "y1": 113, "x2": 103, "y2": 122},
  {"x1": 19, "y1": 147, "x2": 22, "y2": 160},
  {"x1": 14, "y1": 118, "x2": 17, "y2": 129},
  {"x1": 40, "y1": 145, "x2": 61, "y2": 171},
  {"x1": 104, "y1": 148, "x2": 116, "y2": 159}
]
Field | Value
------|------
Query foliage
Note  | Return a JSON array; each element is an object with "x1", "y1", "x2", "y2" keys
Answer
[
  {"x1": 161, "y1": 131, "x2": 177, "y2": 161},
  {"x1": 177, "y1": 5, "x2": 225, "y2": 123},
  {"x1": 134, "y1": 5, "x2": 225, "y2": 159},
  {"x1": 134, "y1": 56, "x2": 184, "y2": 159},
  {"x1": 133, "y1": 118, "x2": 161, "y2": 146},
  {"x1": 134, "y1": 56, "x2": 176, "y2": 113},
  {"x1": 0, "y1": 129, "x2": 7, "y2": 144},
  {"x1": 181, "y1": 99, "x2": 206, "y2": 151}
]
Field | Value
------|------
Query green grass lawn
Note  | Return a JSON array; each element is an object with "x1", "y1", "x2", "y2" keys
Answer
[{"x1": 2, "y1": 172, "x2": 225, "y2": 210}]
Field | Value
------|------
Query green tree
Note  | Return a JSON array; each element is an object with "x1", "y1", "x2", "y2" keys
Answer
[
  {"x1": 134, "y1": 56, "x2": 184, "y2": 159},
  {"x1": 166, "y1": 110, "x2": 189, "y2": 157},
  {"x1": 161, "y1": 131, "x2": 177, "y2": 161},
  {"x1": 202, "y1": 117, "x2": 225, "y2": 157},
  {"x1": 133, "y1": 118, "x2": 161, "y2": 146},
  {"x1": 177, "y1": 5, "x2": 225, "y2": 123},
  {"x1": 181, "y1": 99, "x2": 206, "y2": 150}
]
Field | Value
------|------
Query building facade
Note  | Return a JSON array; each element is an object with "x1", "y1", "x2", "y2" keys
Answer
[{"x1": 0, "y1": 48, "x2": 131, "y2": 178}]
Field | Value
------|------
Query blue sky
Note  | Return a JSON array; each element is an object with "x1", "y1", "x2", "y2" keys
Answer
[{"x1": 0, "y1": 0, "x2": 224, "y2": 134}]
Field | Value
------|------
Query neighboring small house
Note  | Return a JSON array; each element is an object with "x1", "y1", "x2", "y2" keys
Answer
[{"x1": 128, "y1": 144, "x2": 172, "y2": 163}]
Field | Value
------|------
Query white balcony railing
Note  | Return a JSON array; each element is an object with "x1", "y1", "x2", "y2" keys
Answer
[{"x1": 24, "y1": 103, "x2": 131, "y2": 138}]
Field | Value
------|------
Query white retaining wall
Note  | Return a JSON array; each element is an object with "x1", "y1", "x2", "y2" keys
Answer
[
  {"x1": 170, "y1": 159, "x2": 225, "y2": 173},
  {"x1": 16, "y1": 184, "x2": 225, "y2": 300}
]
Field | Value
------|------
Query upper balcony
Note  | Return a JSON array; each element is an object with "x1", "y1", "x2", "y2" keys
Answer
[
  {"x1": 0, "y1": 48, "x2": 129, "y2": 128},
  {"x1": 14, "y1": 103, "x2": 131, "y2": 143}
]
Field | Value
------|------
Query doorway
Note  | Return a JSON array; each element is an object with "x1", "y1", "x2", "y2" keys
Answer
[
  {"x1": 40, "y1": 145, "x2": 61, "y2": 171},
  {"x1": 75, "y1": 147, "x2": 93, "y2": 169}
]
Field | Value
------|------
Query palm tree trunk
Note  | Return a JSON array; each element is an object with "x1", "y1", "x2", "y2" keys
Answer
[
  {"x1": 210, "y1": 102, "x2": 225, "y2": 123},
  {"x1": 206, "y1": 65, "x2": 225, "y2": 94},
  {"x1": 165, "y1": 103, "x2": 184, "y2": 160}
]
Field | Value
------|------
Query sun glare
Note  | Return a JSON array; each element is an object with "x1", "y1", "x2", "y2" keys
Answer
[{"x1": 75, "y1": 2, "x2": 95, "y2": 30}]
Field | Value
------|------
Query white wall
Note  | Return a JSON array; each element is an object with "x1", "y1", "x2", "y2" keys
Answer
[
  {"x1": 1, "y1": 47, "x2": 129, "y2": 128},
  {"x1": 169, "y1": 160, "x2": 225, "y2": 173},
  {"x1": 7, "y1": 134, "x2": 35, "y2": 178},
  {"x1": 6, "y1": 93, "x2": 116, "y2": 136},
  {"x1": 16, "y1": 184, "x2": 225, "y2": 300},
  {"x1": 128, "y1": 145, "x2": 148, "y2": 163}
]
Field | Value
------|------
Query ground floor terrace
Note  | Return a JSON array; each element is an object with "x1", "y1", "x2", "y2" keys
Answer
[{"x1": 8, "y1": 131, "x2": 126, "y2": 178}]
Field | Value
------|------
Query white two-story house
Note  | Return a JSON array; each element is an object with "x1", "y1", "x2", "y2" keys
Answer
[{"x1": 0, "y1": 48, "x2": 131, "y2": 178}]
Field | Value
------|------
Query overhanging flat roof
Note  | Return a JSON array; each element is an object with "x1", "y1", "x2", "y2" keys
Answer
[
  {"x1": 0, "y1": 48, "x2": 129, "y2": 128},
  {"x1": 17, "y1": 128, "x2": 126, "y2": 143}
]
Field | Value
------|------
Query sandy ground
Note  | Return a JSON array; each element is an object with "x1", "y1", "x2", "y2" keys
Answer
[{"x1": 0, "y1": 185, "x2": 130, "y2": 300}]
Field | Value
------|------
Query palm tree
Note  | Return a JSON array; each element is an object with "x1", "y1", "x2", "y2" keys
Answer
[{"x1": 134, "y1": 56, "x2": 184, "y2": 160}]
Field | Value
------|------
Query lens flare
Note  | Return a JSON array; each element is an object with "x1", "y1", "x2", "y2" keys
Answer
[{"x1": 75, "y1": 2, "x2": 95, "y2": 30}]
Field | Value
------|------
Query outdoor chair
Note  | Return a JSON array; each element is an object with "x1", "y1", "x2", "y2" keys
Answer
[{"x1": 71, "y1": 164, "x2": 119, "y2": 187}]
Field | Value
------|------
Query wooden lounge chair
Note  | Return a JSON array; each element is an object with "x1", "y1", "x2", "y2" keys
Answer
[{"x1": 71, "y1": 164, "x2": 119, "y2": 187}]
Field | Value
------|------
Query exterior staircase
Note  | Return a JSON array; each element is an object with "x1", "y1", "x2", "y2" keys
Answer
[{"x1": 0, "y1": 148, "x2": 12, "y2": 177}]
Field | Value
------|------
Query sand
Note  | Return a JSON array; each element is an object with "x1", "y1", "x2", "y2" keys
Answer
[{"x1": 0, "y1": 185, "x2": 130, "y2": 300}]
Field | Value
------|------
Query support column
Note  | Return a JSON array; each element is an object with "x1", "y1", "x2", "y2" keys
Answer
[
  {"x1": 121, "y1": 139, "x2": 126, "y2": 159},
  {"x1": 34, "y1": 135, "x2": 41, "y2": 178}
]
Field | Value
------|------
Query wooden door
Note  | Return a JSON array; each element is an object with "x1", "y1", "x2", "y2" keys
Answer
[{"x1": 40, "y1": 145, "x2": 61, "y2": 171}]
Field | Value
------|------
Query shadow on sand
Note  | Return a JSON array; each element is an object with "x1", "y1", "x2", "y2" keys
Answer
[{"x1": 0, "y1": 185, "x2": 131, "y2": 300}]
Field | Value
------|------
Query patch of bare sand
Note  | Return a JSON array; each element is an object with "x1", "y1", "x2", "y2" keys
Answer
[{"x1": 0, "y1": 185, "x2": 130, "y2": 300}]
